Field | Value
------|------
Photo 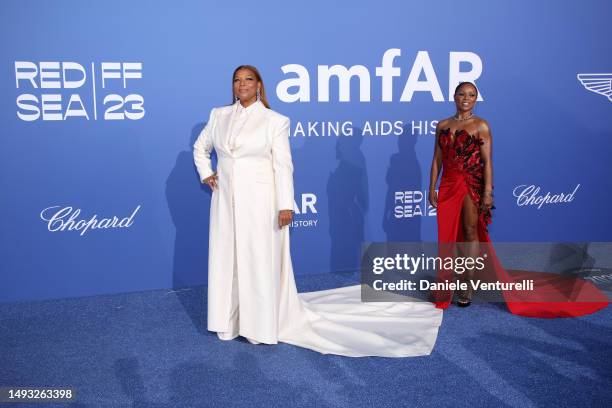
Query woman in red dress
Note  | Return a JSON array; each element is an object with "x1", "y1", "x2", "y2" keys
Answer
[{"x1": 428, "y1": 82, "x2": 608, "y2": 317}]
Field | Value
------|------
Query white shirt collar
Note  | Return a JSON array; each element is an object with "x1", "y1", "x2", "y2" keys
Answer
[{"x1": 235, "y1": 100, "x2": 262, "y2": 114}]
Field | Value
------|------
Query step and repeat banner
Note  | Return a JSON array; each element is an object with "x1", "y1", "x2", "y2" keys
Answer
[{"x1": 1, "y1": 1, "x2": 611, "y2": 302}]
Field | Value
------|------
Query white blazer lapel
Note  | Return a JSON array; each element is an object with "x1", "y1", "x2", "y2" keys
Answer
[{"x1": 214, "y1": 107, "x2": 234, "y2": 154}]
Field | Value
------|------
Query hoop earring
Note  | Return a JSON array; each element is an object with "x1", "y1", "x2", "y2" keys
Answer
[
  {"x1": 234, "y1": 95, "x2": 239, "y2": 103},
  {"x1": 256, "y1": 89, "x2": 261, "y2": 101}
]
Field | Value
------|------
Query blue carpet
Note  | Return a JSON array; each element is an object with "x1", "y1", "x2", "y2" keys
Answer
[{"x1": 1, "y1": 272, "x2": 611, "y2": 408}]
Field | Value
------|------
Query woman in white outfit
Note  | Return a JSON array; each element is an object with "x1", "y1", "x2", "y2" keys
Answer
[{"x1": 193, "y1": 65, "x2": 443, "y2": 357}]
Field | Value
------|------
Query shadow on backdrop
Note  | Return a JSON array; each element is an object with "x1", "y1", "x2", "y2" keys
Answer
[
  {"x1": 165, "y1": 123, "x2": 214, "y2": 334},
  {"x1": 383, "y1": 124, "x2": 423, "y2": 242},
  {"x1": 327, "y1": 126, "x2": 368, "y2": 273}
]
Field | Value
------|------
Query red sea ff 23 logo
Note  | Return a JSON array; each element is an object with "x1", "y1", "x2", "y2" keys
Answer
[{"x1": 15, "y1": 61, "x2": 145, "y2": 121}]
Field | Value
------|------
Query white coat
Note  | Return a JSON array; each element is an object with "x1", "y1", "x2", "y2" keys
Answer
[
  {"x1": 193, "y1": 101, "x2": 293, "y2": 343},
  {"x1": 194, "y1": 101, "x2": 443, "y2": 356}
]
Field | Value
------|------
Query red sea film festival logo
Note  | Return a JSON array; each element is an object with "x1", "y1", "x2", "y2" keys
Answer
[
  {"x1": 394, "y1": 190, "x2": 436, "y2": 218},
  {"x1": 15, "y1": 61, "x2": 145, "y2": 121}
]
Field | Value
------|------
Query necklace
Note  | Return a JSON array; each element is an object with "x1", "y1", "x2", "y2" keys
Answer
[{"x1": 453, "y1": 112, "x2": 474, "y2": 121}]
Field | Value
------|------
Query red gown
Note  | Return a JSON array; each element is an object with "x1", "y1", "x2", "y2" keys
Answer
[{"x1": 433, "y1": 128, "x2": 609, "y2": 317}]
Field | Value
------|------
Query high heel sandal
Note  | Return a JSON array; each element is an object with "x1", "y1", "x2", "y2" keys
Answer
[
  {"x1": 457, "y1": 281, "x2": 473, "y2": 308},
  {"x1": 457, "y1": 296, "x2": 471, "y2": 307}
]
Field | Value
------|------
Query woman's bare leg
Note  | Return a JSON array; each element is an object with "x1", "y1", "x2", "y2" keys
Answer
[{"x1": 459, "y1": 194, "x2": 479, "y2": 304}]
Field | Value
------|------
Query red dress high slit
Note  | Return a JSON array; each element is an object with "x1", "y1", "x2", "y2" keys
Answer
[{"x1": 433, "y1": 128, "x2": 608, "y2": 317}]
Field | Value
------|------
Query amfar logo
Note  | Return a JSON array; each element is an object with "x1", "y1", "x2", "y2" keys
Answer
[
  {"x1": 577, "y1": 73, "x2": 612, "y2": 102},
  {"x1": 292, "y1": 193, "x2": 318, "y2": 228},
  {"x1": 276, "y1": 49, "x2": 483, "y2": 103},
  {"x1": 15, "y1": 61, "x2": 145, "y2": 121},
  {"x1": 513, "y1": 184, "x2": 580, "y2": 210},
  {"x1": 40, "y1": 205, "x2": 141, "y2": 236},
  {"x1": 394, "y1": 190, "x2": 436, "y2": 218}
]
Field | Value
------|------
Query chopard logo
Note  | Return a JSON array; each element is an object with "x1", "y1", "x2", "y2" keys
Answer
[
  {"x1": 577, "y1": 73, "x2": 612, "y2": 102},
  {"x1": 40, "y1": 205, "x2": 141, "y2": 236},
  {"x1": 513, "y1": 184, "x2": 580, "y2": 209}
]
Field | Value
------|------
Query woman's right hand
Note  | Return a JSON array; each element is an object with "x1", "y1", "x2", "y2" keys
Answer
[
  {"x1": 203, "y1": 173, "x2": 218, "y2": 190},
  {"x1": 428, "y1": 189, "x2": 438, "y2": 208}
]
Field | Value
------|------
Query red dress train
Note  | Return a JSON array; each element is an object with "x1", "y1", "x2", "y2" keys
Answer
[{"x1": 433, "y1": 128, "x2": 608, "y2": 317}]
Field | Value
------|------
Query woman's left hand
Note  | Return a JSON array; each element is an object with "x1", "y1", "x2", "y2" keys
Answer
[
  {"x1": 482, "y1": 195, "x2": 494, "y2": 211},
  {"x1": 278, "y1": 210, "x2": 293, "y2": 228}
]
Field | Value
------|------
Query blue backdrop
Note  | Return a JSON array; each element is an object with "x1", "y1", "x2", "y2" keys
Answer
[{"x1": 1, "y1": 0, "x2": 611, "y2": 302}]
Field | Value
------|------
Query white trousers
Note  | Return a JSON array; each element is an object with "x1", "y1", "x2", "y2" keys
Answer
[{"x1": 217, "y1": 249, "x2": 239, "y2": 340}]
